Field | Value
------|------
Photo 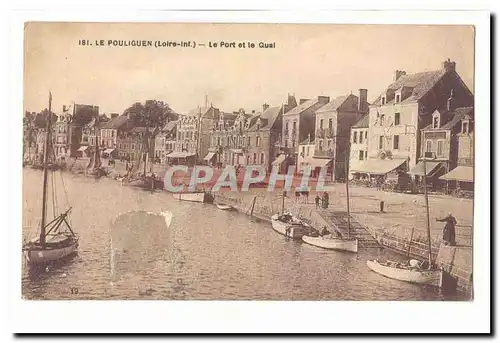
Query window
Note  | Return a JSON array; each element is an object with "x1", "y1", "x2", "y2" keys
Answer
[
  {"x1": 328, "y1": 118, "x2": 333, "y2": 130},
  {"x1": 319, "y1": 140, "x2": 323, "y2": 151},
  {"x1": 365, "y1": 131, "x2": 368, "y2": 140},
  {"x1": 382, "y1": 97, "x2": 386, "y2": 105},
  {"x1": 394, "y1": 113, "x2": 400, "y2": 126},
  {"x1": 426, "y1": 140, "x2": 432, "y2": 152},
  {"x1": 253, "y1": 153, "x2": 257, "y2": 164},
  {"x1": 320, "y1": 119, "x2": 324, "y2": 129},
  {"x1": 359, "y1": 150, "x2": 364, "y2": 160},
  {"x1": 307, "y1": 146, "x2": 310, "y2": 156},
  {"x1": 396, "y1": 94, "x2": 400, "y2": 103},
  {"x1": 353, "y1": 131, "x2": 358, "y2": 143},
  {"x1": 462, "y1": 121, "x2": 469, "y2": 134},
  {"x1": 380, "y1": 114, "x2": 385, "y2": 125},
  {"x1": 393, "y1": 135, "x2": 399, "y2": 149},
  {"x1": 285, "y1": 121, "x2": 289, "y2": 132},
  {"x1": 433, "y1": 115, "x2": 439, "y2": 129},
  {"x1": 293, "y1": 121, "x2": 297, "y2": 131},
  {"x1": 359, "y1": 132, "x2": 363, "y2": 144},
  {"x1": 292, "y1": 140, "x2": 295, "y2": 148},
  {"x1": 256, "y1": 136, "x2": 261, "y2": 147},
  {"x1": 247, "y1": 136, "x2": 251, "y2": 146},
  {"x1": 301, "y1": 146, "x2": 305, "y2": 157},
  {"x1": 364, "y1": 150, "x2": 368, "y2": 159},
  {"x1": 260, "y1": 153, "x2": 265, "y2": 164},
  {"x1": 437, "y1": 141, "x2": 444, "y2": 156},
  {"x1": 379, "y1": 136, "x2": 384, "y2": 149},
  {"x1": 132, "y1": 144, "x2": 135, "y2": 150}
]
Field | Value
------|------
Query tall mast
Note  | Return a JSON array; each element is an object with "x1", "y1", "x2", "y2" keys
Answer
[
  {"x1": 94, "y1": 106, "x2": 99, "y2": 168},
  {"x1": 40, "y1": 92, "x2": 53, "y2": 248},
  {"x1": 422, "y1": 157, "x2": 433, "y2": 268},
  {"x1": 345, "y1": 140, "x2": 351, "y2": 239}
]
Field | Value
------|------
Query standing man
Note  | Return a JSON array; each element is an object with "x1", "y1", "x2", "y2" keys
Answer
[
  {"x1": 436, "y1": 212, "x2": 457, "y2": 246},
  {"x1": 315, "y1": 194, "x2": 320, "y2": 209}
]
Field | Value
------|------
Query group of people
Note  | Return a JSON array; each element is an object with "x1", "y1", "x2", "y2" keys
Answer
[{"x1": 314, "y1": 192, "x2": 330, "y2": 209}]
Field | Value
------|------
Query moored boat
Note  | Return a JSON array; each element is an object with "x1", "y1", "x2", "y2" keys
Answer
[
  {"x1": 216, "y1": 203, "x2": 233, "y2": 211},
  {"x1": 22, "y1": 92, "x2": 79, "y2": 267},
  {"x1": 366, "y1": 260, "x2": 442, "y2": 287},
  {"x1": 270, "y1": 213, "x2": 315, "y2": 240},
  {"x1": 302, "y1": 235, "x2": 358, "y2": 253}
]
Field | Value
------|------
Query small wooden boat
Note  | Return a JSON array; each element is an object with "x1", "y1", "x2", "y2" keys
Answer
[
  {"x1": 216, "y1": 203, "x2": 233, "y2": 211},
  {"x1": 270, "y1": 213, "x2": 315, "y2": 240},
  {"x1": 302, "y1": 235, "x2": 358, "y2": 253},
  {"x1": 172, "y1": 191, "x2": 213, "y2": 203},
  {"x1": 366, "y1": 260, "x2": 442, "y2": 287}
]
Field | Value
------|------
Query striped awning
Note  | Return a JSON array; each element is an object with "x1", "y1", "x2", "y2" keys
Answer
[
  {"x1": 439, "y1": 166, "x2": 474, "y2": 182},
  {"x1": 77, "y1": 146, "x2": 88, "y2": 152},
  {"x1": 103, "y1": 148, "x2": 115, "y2": 154},
  {"x1": 408, "y1": 161, "x2": 443, "y2": 176},
  {"x1": 166, "y1": 151, "x2": 196, "y2": 158},
  {"x1": 204, "y1": 152, "x2": 216, "y2": 161},
  {"x1": 350, "y1": 158, "x2": 407, "y2": 175}
]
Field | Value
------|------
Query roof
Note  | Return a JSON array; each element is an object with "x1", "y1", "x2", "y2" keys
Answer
[
  {"x1": 162, "y1": 120, "x2": 177, "y2": 132},
  {"x1": 247, "y1": 106, "x2": 282, "y2": 131},
  {"x1": 423, "y1": 107, "x2": 474, "y2": 130},
  {"x1": 101, "y1": 115, "x2": 129, "y2": 129},
  {"x1": 187, "y1": 106, "x2": 219, "y2": 119},
  {"x1": 283, "y1": 98, "x2": 320, "y2": 116},
  {"x1": 315, "y1": 95, "x2": 350, "y2": 113},
  {"x1": 373, "y1": 70, "x2": 447, "y2": 106},
  {"x1": 352, "y1": 114, "x2": 369, "y2": 128}
]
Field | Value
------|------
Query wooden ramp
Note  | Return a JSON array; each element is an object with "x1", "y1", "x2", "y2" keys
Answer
[{"x1": 318, "y1": 210, "x2": 381, "y2": 248}]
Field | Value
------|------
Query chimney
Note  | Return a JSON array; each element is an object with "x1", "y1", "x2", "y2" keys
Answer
[
  {"x1": 394, "y1": 70, "x2": 406, "y2": 81},
  {"x1": 62, "y1": 105, "x2": 67, "y2": 112},
  {"x1": 263, "y1": 103, "x2": 269, "y2": 112},
  {"x1": 358, "y1": 89, "x2": 368, "y2": 113},
  {"x1": 442, "y1": 58, "x2": 456, "y2": 73},
  {"x1": 252, "y1": 110, "x2": 256, "y2": 114},
  {"x1": 111, "y1": 113, "x2": 119, "y2": 119},
  {"x1": 300, "y1": 98, "x2": 310, "y2": 105},
  {"x1": 318, "y1": 96, "x2": 330, "y2": 104}
]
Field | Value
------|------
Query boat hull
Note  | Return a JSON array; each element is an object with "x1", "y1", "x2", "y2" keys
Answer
[
  {"x1": 172, "y1": 192, "x2": 206, "y2": 203},
  {"x1": 302, "y1": 235, "x2": 358, "y2": 253},
  {"x1": 366, "y1": 260, "x2": 442, "y2": 287},
  {"x1": 23, "y1": 241, "x2": 78, "y2": 265},
  {"x1": 216, "y1": 204, "x2": 233, "y2": 211},
  {"x1": 270, "y1": 214, "x2": 314, "y2": 240}
]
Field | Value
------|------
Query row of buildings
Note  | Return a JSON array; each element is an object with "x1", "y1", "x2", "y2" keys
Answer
[{"x1": 28, "y1": 58, "x2": 474, "y2": 191}]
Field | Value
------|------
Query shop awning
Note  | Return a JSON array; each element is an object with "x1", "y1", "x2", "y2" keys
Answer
[
  {"x1": 204, "y1": 152, "x2": 216, "y2": 161},
  {"x1": 350, "y1": 158, "x2": 407, "y2": 175},
  {"x1": 439, "y1": 166, "x2": 474, "y2": 182},
  {"x1": 408, "y1": 161, "x2": 443, "y2": 176},
  {"x1": 307, "y1": 158, "x2": 332, "y2": 168},
  {"x1": 272, "y1": 154, "x2": 286, "y2": 166},
  {"x1": 166, "y1": 151, "x2": 196, "y2": 158},
  {"x1": 77, "y1": 146, "x2": 88, "y2": 152},
  {"x1": 103, "y1": 148, "x2": 115, "y2": 154}
]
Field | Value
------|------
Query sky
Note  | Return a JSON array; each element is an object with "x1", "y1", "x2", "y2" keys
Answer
[{"x1": 24, "y1": 23, "x2": 475, "y2": 116}]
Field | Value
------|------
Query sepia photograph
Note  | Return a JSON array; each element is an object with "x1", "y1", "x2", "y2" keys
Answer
[{"x1": 21, "y1": 22, "x2": 477, "y2": 302}]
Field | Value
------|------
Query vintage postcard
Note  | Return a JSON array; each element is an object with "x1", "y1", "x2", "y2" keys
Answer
[{"x1": 21, "y1": 21, "x2": 477, "y2": 306}]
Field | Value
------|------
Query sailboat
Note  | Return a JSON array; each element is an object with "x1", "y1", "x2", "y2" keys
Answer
[
  {"x1": 22, "y1": 92, "x2": 79, "y2": 266},
  {"x1": 366, "y1": 154, "x2": 443, "y2": 287},
  {"x1": 301, "y1": 151, "x2": 358, "y2": 253},
  {"x1": 122, "y1": 128, "x2": 163, "y2": 191},
  {"x1": 86, "y1": 110, "x2": 106, "y2": 177}
]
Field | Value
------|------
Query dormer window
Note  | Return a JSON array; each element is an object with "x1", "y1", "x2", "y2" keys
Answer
[
  {"x1": 395, "y1": 94, "x2": 401, "y2": 103},
  {"x1": 381, "y1": 96, "x2": 386, "y2": 105},
  {"x1": 432, "y1": 113, "x2": 440, "y2": 129},
  {"x1": 462, "y1": 120, "x2": 470, "y2": 134}
]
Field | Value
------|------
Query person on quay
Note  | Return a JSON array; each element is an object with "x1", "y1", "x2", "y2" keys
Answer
[
  {"x1": 320, "y1": 226, "x2": 330, "y2": 237},
  {"x1": 436, "y1": 212, "x2": 457, "y2": 246},
  {"x1": 315, "y1": 194, "x2": 320, "y2": 209}
]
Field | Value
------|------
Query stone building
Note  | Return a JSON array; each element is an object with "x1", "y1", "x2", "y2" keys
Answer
[
  {"x1": 418, "y1": 102, "x2": 474, "y2": 191},
  {"x1": 173, "y1": 105, "x2": 220, "y2": 164},
  {"x1": 53, "y1": 106, "x2": 72, "y2": 160},
  {"x1": 354, "y1": 59, "x2": 474, "y2": 179},
  {"x1": 314, "y1": 91, "x2": 369, "y2": 181},
  {"x1": 207, "y1": 111, "x2": 238, "y2": 166},
  {"x1": 349, "y1": 113, "x2": 369, "y2": 178},
  {"x1": 297, "y1": 136, "x2": 315, "y2": 174},
  {"x1": 279, "y1": 95, "x2": 329, "y2": 168},
  {"x1": 116, "y1": 127, "x2": 155, "y2": 163},
  {"x1": 101, "y1": 114, "x2": 134, "y2": 159},
  {"x1": 154, "y1": 120, "x2": 177, "y2": 164},
  {"x1": 78, "y1": 114, "x2": 112, "y2": 157},
  {"x1": 68, "y1": 104, "x2": 98, "y2": 157}
]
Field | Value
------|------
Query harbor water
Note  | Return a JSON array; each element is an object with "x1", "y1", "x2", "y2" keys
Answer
[{"x1": 22, "y1": 169, "x2": 465, "y2": 300}]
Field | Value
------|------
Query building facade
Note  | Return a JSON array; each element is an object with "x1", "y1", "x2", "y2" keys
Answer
[
  {"x1": 349, "y1": 114, "x2": 369, "y2": 178},
  {"x1": 154, "y1": 120, "x2": 178, "y2": 164},
  {"x1": 68, "y1": 104, "x2": 98, "y2": 157},
  {"x1": 314, "y1": 91, "x2": 369, "y2": 181},
  {"x1": 101, "y1": 114, "x2": 134, "y2": 159},
  {"x1": 53, "y1": 106, "x2": 72, "y2": 159},
  {"x1": 354, "y1": 59, "x2": 474, "y2": 179}
]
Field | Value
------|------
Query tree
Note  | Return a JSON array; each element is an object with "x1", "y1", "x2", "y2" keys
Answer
[{"x1": 123, "y1": 100, "x2": 178, "y2": 129}]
